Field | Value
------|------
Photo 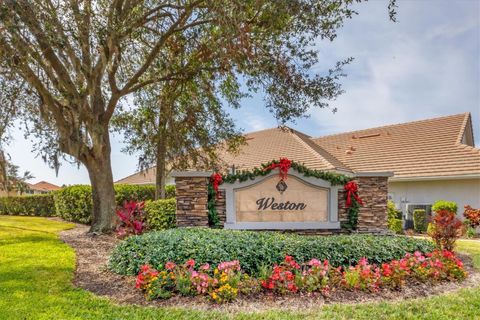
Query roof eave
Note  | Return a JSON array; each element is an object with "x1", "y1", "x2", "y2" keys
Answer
[{"x1": 389, "y1": 174, "x2": 480, "y2": 182}]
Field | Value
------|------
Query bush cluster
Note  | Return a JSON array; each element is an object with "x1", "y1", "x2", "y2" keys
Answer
[
  {"x1": 54, "y1": 184, "x2": 175, "y2": 224},
  {"x1": 0, "y1": 194, "x2": 56, "y2": 216},
  {"x1": 54, "y1": 185, "x2": 93, "y2": 224},
  {"x1": 432, "y1": 200, "x2": 457, "y2": 214},
  {"x1": 428, "y1": 209, "x2": 464, "y2": 251},
  {"x1": 413, "y1": 209, "x2": 428, "y2": 233},
  {"x1": 109, "y1": 228, "x2": 436, "y2": 276},
  {"x1": 464, "y1": 205, "x2": 480, "y2": 228},
  {"x1": 387, "y1": 201, "x2": 403, "y2": 234},
  {"x1": 145, "y1": 199, "x2": 176, "y2": 231}
]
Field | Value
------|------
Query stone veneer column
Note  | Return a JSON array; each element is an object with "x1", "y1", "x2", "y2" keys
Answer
[
  {"x1": 338, "y1": 172, "x2": 392, "y2": 233},
  {"x1": 215, "y1": 189, "x2": 226, "y2": 227},
  {"x1": 171, "y1": 172, "x2": 212, "y2": 227}
]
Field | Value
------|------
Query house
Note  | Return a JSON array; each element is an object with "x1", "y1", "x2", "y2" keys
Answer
[
  {"x1": 117, "y1": 113, "x2": 480, "y2": 224},
  {"x1": 26, "y1": 181, "x2": 62, "y2": 194},
  {"x1": 115, "y1": 167, "x2": 175, "y2": 186}
]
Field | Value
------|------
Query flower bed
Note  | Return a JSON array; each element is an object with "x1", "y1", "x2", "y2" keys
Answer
[
  {"x1": 135, "y1": 250, "x2": 467, "y2": 304},
  {"x1": 108, "y1": 228, "x2": 435, "y2": 276}
]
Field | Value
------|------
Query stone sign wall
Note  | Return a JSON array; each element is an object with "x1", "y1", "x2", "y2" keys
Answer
[{"x1": 172, "y1": 171, "x2": 392, "y2": 233}]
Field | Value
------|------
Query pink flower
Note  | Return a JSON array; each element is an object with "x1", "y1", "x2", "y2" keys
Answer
[
  {"x1": 434, "y1": 259, "x2": 444, "y2": 269},
  {"x1": 359, "y1": 257, "x2": 368, "y2": 267},
  {"x1": 165, "y1": 261, "x2": 176, "y2": 271},
  {"x1": 308, "y1": 258, "x2": 321, "y2": 267},
  {"x1": 200, "y1": 263, "x2": 210, "y2": 271},
  {"x1": 217, "y1": 260, "x2": 240, "y2": 272}
]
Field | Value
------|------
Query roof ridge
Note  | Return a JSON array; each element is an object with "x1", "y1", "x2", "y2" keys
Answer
[
  {"x1": 289, "y1": 129, "x2": 352, "y2": 171},
  {"x1": 456, "y1": 112, "x2": 470, "y2": 145},
  {"x1": 244, "y1": 126, "x2": 290, "y2": 137},
  {"x1": 313, "y1": 113, "x2": 469, "y2": 140},
  {"x1": 290, "y1": 130, "x2": 335, "y2": 169},
  {"x1": 454, "y1": 143, "x2": 480, "y2": 155}
]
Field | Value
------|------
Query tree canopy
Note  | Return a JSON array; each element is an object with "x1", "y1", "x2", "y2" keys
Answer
[{"x1": 0, "y1": 0, "x2": 396, "y2": 232}]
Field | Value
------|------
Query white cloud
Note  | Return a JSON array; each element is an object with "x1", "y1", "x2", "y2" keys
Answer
[{"x1": 306, "y1": 0, "x2": 480, "y2": 137}]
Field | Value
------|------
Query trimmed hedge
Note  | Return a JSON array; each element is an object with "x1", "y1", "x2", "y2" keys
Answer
[
  {"x1": 145, "y1": 199, "x2": 176, "y2": 231},
  {"x1": 165, "y1": 185, "x2": 176, "y2": 199},
  {"x1": 54, "y1": 185, "x2": 93, "y2": 224},
  {"x1": 413, "y1": 209, "x2": 428, "y2": 233},
  {"x1": 108, "y1": 228, "x2": 436, "y2": 276},
  {"x1": 389, "y1": 219, "x2": 403, "y2": 234},
  {"x1": 54, "y1": 184, "x2": 174, "y2": 224},
  {"x1": 114, "y1": 184, "x2": 156, "y2": 205},
  {"x1": 0, "y1": 194, "x2": 56, "y2": 217},
  {"x1": 432, "y1": 200, "x2": 457, "y2": 214},
  {"x1": 387, "y1": 201, "x2": 403, "y2": 234}
]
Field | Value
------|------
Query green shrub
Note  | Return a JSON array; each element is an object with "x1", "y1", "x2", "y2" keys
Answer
[
  {"x1": 54, "y1": 185, "x2": 93, "y2": 224},
  {"x1": 427, "y1": 223, "x2": 435, "y2": 235},
  {"x1": 466, "y1": 227, "x2": 476, "y2": 239},
  {"x1": 388, "y1": 219, "x2": 403, "y2": 234},
  {"x1": 0, "y1": 194, "x2": 56, "y2": 216},
  {"x1": 145, "y1": 199, "x2": 176, "y2": 230},
  {"x1": 55, "y1": 184, "x2": 167, "y2": 224},
  {"x1": 165, "y1": 185, "x2": 175, "y2": 199},
  {"x1": 432, "y1": 200, "x2": 457, "y2": 214},
  {"x1": 109, "y1": 228, "x2": 436, "y2": 276},
  {"x1": 413, "y1": 209, "x2": 428, "y2": 233},
  {"x1": 387, "y1": 201, "x2": 402, "y2": 220},
  {"x1": 114, "y1": 184, "x2": 156, "y2": 205},
  {"x1": 387, "y1": 201, "x2": 403, "y2": 233}
]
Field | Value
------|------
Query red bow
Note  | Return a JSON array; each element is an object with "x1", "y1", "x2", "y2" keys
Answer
[
  {"x1": 210, "y1": 173, "x2": 223, "y2": 199},
  {"x1": 344, "y1": 181, "x2": 363, "y2": 208},
  {"x1": 264, "y1": 158, "x2": 292, "y2": 180}
]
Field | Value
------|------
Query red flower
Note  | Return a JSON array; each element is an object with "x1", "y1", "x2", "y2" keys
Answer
[
  {"x1": 381, "y1": 263, "x2": 392, "y2": 277},
  {"x1": 165, "y1": 261, "x2": 176, "y2": 271},
  {"x1": 185, "y1": 259, "x2": 195, "y2": 268},
  {"x1": 287, "y1": 283, "x2": 298, "y2": 293}
]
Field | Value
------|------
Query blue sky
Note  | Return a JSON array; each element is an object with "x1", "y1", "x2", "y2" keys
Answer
[{"x1": 7, "y1": 0, "x2": 480, "y2": 185}]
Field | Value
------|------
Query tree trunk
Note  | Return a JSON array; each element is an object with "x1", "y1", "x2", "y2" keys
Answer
[
  {"x1": 155, "y1": 111, "x2": 168, "y2": 200},
  {"x1": 84, "y1": 137, "x2": 117, "y2": 234},
  {"x1": 155, "y1": 142, "x2": 166, "y2": 200}
]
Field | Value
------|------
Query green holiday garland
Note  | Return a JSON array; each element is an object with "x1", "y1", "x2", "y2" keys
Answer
[
  {"x1": 207, "y1": 183, "x2": 221, "y2": 228},
  {"x1": 341, "y1": 198, "x2": 360, "y2": 231},
  {"x1": 221, "y1": 160, "x2": 352, "y2": 186},
  {"x1": 207, "y1": 159, "x2": 361, "y2": 231}
]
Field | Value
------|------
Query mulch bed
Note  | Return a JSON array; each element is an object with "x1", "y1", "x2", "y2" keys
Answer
[{"x1": 59, "y1": 224, "x2": 480, "y2": 312}]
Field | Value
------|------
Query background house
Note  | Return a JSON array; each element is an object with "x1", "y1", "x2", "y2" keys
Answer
[
  {"x1": 117, "y1": 113, "x2": 480, "y2": 225},
  {"x1": 313, "y1": 113, "x2": 479, "y2": 224},
  {"x1": 25, "y1": 181, "x2": 62, "y2": 194}
]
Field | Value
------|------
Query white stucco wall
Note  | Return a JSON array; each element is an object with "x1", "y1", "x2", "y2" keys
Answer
[{"x1": 389, "y1": 178, "x2": 480, "y2": 217}]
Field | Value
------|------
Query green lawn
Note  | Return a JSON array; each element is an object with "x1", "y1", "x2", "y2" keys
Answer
[{"x1": 0, "y1": 216, "x2": 479, "y2": 320}]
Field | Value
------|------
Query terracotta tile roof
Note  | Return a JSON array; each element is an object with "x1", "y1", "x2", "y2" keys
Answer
[
  {"x1": 312, "y1": 113, "x2": 480, "y2": 179},
  {"x1": 217, "y1": 127, "x2": 352, "y2": 173},
  {"x1": 116, "y1": 113, "x2": 480, "y2": 184},
  {"x1": 29, "y1": 181, "x2": 61, "y2": 192}
]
